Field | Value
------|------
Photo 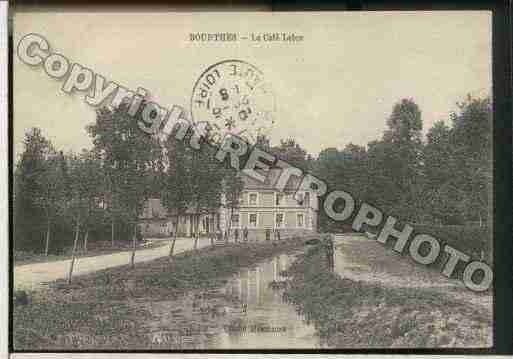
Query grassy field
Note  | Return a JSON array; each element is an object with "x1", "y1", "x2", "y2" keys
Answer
[
  {"x1": 13, "y1": 237, "x2": 310, "y2": 350},
  {"x1": 282, "y1": 244, "x2": 492, "y2": 348}
]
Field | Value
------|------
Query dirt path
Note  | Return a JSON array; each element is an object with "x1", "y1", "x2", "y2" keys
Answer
[
  {"x1": 333, "y1": 234, "x2": 492, "y2": 312},
  {"x1": 14, "y1": 237, "x2": 211, "y2": 291}
]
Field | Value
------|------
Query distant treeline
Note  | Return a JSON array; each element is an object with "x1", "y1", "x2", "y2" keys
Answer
[{"x1": 310, "y1": 96, "x2": 492, "y2": 232}]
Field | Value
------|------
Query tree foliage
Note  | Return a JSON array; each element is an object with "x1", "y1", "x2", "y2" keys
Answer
[{"x1": 13, "y1": 95, "x2": 493, "y2": 255}]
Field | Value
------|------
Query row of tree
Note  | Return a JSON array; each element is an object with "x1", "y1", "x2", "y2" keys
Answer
[
  {"x1": 14, "y1": 95, "x2": 492, "y2": 257},
  {"x1": 310, "y1": 96, "x2": 492, "y2": 230},
  {"x1": 14, "y1": 101, "x2": 243, "y2": 259}
]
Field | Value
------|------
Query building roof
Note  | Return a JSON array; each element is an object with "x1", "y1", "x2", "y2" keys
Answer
[{"x1": 240, "y1": 167, "x2": 302, "y2": 191}]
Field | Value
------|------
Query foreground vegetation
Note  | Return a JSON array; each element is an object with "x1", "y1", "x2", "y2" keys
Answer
[
  {"x1": 13, "y1": 237, "x2": 310, "y2": 350},
  {"x1": 282, "y1": 244, "x2": 492, "y2": 348}
]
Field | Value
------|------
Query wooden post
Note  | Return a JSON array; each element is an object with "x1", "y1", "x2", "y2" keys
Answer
[
  {"x1": 111, "y1": 217, "x2": 115, "y2": 247},
  {"x1": 83, "y1": 230, "x2": 89, "y2": 253},
  {"x1": 68, "y1": 214, "x2": 80, "y2": 284},
  {"x1": 169, "y1": 237, "x2": 176, "y2": 258},
  {"x1": 44, "y1": 219, "x2": 51, "y2": 256},
  {"x1": 193, "y1": 215, "x2": 199, "y2": 251}
]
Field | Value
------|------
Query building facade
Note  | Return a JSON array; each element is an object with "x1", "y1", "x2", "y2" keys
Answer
[{"x1": 139, "y1": 169, "x2": 319, "y2": 240}]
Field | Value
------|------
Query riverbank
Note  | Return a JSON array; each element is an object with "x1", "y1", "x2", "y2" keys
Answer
[
  {"x1": 283, "y1": 243, "x2": 492, "y2": 348},
  {"x1": 13, "y1": 237, "x2": 311, "y2": 350}
]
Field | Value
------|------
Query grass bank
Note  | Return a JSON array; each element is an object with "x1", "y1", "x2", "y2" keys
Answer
[
  {"x1": 13, "y1": 237, "x2": 310, "y2": 350},
  {"x1": 282, "y1": 244, "x2": 492, "y2": 348}
]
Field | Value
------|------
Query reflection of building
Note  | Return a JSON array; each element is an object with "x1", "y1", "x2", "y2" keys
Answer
[
  {"x1": 226, "y1": 255, "x2": 290, "y2": 306},
  {"x1": 139, "y1": 169, "x2": 318, "y2": 239}
]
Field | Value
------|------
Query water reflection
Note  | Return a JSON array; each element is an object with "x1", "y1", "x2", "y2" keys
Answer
[{"x1": 141, "y1": 252, "x2": 327, "y2": 349}]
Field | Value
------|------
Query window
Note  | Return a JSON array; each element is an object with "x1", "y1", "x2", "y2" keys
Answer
[
  {"x1": 295, "y1": 192, "x2": 304, "y2": 206},
  {"x1": 275, "y1": 213, "x2": 284, "y2": 228},
  {"x1": 304, "y1": 192, "x2": 310, "y2": 207},
  {"x1": 249, "y1": 192, "x2": 258, "y2": 206},
  {"x1": 275, "y1": 193, "x2": 284, "y2": 206},
  {"x1": 297, "y1": 213, "x2": 304, "y2": 228},
  {"x1": 231, "y1": 214, "x2": 240, "y2": 228},
  {"x1": 249, "y1": 213, "x2": 258, "y2": 228}
]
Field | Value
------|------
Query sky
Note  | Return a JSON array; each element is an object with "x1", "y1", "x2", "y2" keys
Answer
[{"x1": 13, "y1": 10, "x2": 491, "y2": 159}]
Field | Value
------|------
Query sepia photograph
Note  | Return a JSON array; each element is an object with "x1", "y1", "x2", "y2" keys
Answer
[{"x1": 11, "y1": 8, "x2": 497, "y2": 351}]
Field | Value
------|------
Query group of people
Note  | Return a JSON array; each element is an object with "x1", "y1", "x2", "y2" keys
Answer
[
  {"x1": 198, "y1": 227, "x2": 283, "y2": 244},
  {"x1": 206, "y1": 227, "x2": 249, "y2": 244}
]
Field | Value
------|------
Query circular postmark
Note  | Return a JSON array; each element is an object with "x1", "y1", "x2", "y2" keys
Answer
[{"x1": 190, "y1": 60, "x2": 276, "y2": 144}]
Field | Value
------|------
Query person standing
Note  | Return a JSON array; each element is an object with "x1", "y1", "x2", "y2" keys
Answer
[
  {"x1": 323, "y1": 234, "x2": 334, "y2": 271},
  {"x1": 243, "y1": 227, "x2": 249, "y2": 242},
  {"x1": 209, "y1": 230, "x2": 214, "y2": 246}
]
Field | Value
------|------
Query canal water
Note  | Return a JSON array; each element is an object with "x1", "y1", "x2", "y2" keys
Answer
[{"x1": 139, "y1": 250, "x2": 328, "y2": 349}]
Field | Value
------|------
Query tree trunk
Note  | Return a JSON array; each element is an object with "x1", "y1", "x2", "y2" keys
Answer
[
  {"x1": 210, "y1": 218, "x2": 214, "y2": 247},
  {"x1": 83, "y1": 230, "x2": 89, "y2": 253},
  {"x1": 130, "y1": 223, "x2": 137, "y2": 268},
  {"x1": 169, "y1": 219, "x2": 178, "y2": 260},
  {"x1": 44, "y1": 218, "x2": 51, "y2": 256},
  {"x1": 228, "y1": 207, "x2": 233, "y2": 244},
  {"x1": 111, "y1": 217, "x2": 115, "y2": 247},
  {"x1": 193, "y1": 213, "x2": 199, "y2": 251},
  {"x1": 68, "y1": 215, "x2": 80, "y2": 284}
]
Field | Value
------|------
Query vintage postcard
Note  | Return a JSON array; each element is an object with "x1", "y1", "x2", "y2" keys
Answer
[{"x1": 11, "y1": 10, "x2": 493, "y2": 351}]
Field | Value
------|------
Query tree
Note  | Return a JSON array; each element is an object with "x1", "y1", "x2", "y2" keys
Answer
[
  {"x1": 66, "y1": 153, "x2": 91, "y2": 283},
  {"x1": 271, "y1": 138, "x2": 309, "y2": 169},
  {"x1": 188, "y1": 145, "x2": 224, "y2": 249},
  {"x1": 32, "y1": 150, "x2": 67, "y2": 256},
  {"x1": 76, "y1": 149, "x2": 103, "y2": 253},
  {"x1": 87, "y1": 102, "x2": 163, "y2": 267},
  {"x1": 14, "y1": 128, "x2": 55, "y2": 253},
  {"x1": 162, "y1": 128, "x2": 192, "y2": 258},
  {"x1": 223, "y1": 169, "x2": 244, "y2": 243},
  {"x1": 367, "y1": 99, "x2": 424, "y2": 221},
  {"x1": 449, "y1": 96, "x2": 492, "y2": 225},
  {"x1": 314, "y1": 144, "x2": 371, "y2": 232},
  {"x1": 424, "y1": 121, "x2": 453, "y2": 189}
]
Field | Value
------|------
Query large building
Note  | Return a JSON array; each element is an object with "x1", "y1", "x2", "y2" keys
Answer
[{"x1": 139, "y1": 168, "x2": 319, "y2": 240}]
